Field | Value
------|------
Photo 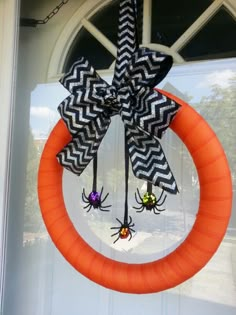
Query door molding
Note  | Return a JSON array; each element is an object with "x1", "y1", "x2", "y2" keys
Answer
[{"x1": 0, "y1": 0, "x2": 20, "y2": 309}]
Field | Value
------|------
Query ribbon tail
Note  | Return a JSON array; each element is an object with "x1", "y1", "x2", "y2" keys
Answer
[
  {"x1": 60, "y1": 57, "x2": 109, "y2": 93},
  {"x1": 112, "y1": 0, "x2": 139, "y2": 87},
  {"x1": 126, "y1": 129, "x2": 179, "y2": 194},
  {"x1": 57, "y1": 116, "x2": 111, "y2": 176}
]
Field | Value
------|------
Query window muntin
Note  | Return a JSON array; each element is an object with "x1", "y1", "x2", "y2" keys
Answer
[
  {"x1": 65, "y1": 0, "x2": 236, "y2": 71},
  {"x1": 151, "y1": 0, "x2": 212, "y2": 46},
  {"x1": 180, "y1": 7, "x2": 236, "y2": 61},
  {"x1": 65, "y1": 27, "x2": 115, "y2": 72}
]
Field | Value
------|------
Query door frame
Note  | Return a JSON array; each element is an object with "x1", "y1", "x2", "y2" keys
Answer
[{"x1": 0, "y1": 0, "x2": 20, "y2": 309}]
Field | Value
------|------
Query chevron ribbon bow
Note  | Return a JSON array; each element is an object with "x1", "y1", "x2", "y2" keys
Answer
[{"x1": 57, "y1": 0, "x2": 180, "y2": 194}]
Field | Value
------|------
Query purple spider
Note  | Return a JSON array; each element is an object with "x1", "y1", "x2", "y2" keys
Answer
[{"x1": 82, "y1": 187, "x2": 111, "y2": 212}]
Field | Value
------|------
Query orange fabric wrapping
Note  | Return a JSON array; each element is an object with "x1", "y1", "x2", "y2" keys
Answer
[{"x1": 38, "y1": 90, "x2": 232, "y2": 293}]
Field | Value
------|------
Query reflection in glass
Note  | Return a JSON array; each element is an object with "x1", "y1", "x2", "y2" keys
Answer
[
  {"x1": 64, "y1": 27, "x2": 115, "y2": 72},
  {"x1": 180, "y1": 7, "x2": 236, "y2": 61},
  {"x1": 151, "y1": 0, "x2": 212, "y2": 46},
  {"x1": 4, "y1": 59, "x2": 236, "y2": 315}
]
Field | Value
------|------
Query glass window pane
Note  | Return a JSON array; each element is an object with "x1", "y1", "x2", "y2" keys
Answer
[
  {"x1": 151, "y1": 0, "x2": 212, "y2": 46},
  {"x1": 90, "y1": 0, "x2": 143, "y2": 45},
  {"x1": 64, "y1": 27, "x2": 115, "y2": 72},
  {"x1": 180, "y1": 7, "x2": 236, "y2": 61},
  {"x1": 65, "y1": 0, "x2": 143, "y2": 71},
  {"x1": 91, "y1": 0, "x2": 119, "y2": 45},
  {"x1": 4, "y1": 54, "x2": 236, "y2": 314}
]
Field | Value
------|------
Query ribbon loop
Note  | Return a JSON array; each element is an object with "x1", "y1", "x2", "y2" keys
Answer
[
  {"x1": 120, "y1": 48, "x2": 173, "y2": 92},
  {"x1": 97, "y1": 86, "x2": 118, "y2": 105},
  {"x1": 57, "y1": 0, "x2": 181, "y2": 194},
  {"x1": 60, "y1": 57, "x2": 109, "y2": 94}
]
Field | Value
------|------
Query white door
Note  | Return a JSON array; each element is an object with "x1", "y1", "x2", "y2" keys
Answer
[{"x1": 1, "y1": 1, "x2": 236, "y2": 314}]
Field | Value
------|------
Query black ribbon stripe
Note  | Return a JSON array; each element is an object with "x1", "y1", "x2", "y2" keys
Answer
[
  {"x1": 113, "y1": 0, "x2": 139, "y2": 87},
  {"x1": 57, "y1": 0, "x2": 180, "y2": 194}
]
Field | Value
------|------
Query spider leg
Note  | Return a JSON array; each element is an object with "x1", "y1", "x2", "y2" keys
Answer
[
  {"x1": 155, "y1": 205, "x2": 166, "y2": 212},
  {"x1": 110, "y1": 226, "x2": 120, "y2": 230},
  {"x1": 86, "y1": 205, "x2": 92, "y2": 213},
  {"x1": 127, "y1": 216, "x2": 134, "y2": 226},
  {"x1": 153, "y1": 207, "x2": 161, "y2": 215},
  {"x1": 135, "y1": 206, "x2": 145, "y2": 213},
  {"x1": 128, "y1": 231, "x2": 133, "y2": 241},
  {"x1": 156, "y1": 190, "x2": 167, "y2": 206},
  {"x1": 101, "y1": 192, "x2": 109, "y2": 204},
  {"x1": 156, "y1": 189, "x2": 164, "y2": 202},
  {"x1": 82, "y1": 189, "x2": 89, "y2": 202},
  {"x1": 99, "y1": 204, "x2": 111, "y2": 212},
  {"x1": 100, "y1": 186, "x2": 104, "y2": 199},
  {"x1": 111, "y1": 229, "x2": 120, "y2": 236},
  {"x1": 83, "y1": 203, "x2": 91, "y2": 209},
  {"x1": 134, "y1": 192, "x2": 142, "y2": 205},
  {"x1": 111, "y1": 228, "x2": 122, "y2": 244},
  {"x1": 130, "y1": 228, "x2": 135, "y2": 233},
  {"x1": 112, "y1": 234, "x2": 121, "y2": 244},
  {"x1": 156, "y1": 196, "x2": 167, "y2": 207},
  {"x1": 115, "y1": 218, "x2": 123, "y2": 226},
  {"x1": 128, "y1": 216, "x2": 133, "y2": 225},
  {"x1": 82, "y1": 188, "x2": 88, "y2": 198},
  {"x1": 100, "y1": 204, "x2": 111, "y2": 209},
  {"x1": 133, "y1": 203, "x2": 143, "y2": 209},
  {"x1": 99, "y1": 207, "x2": 110, "y2": 212},
  {"x1": 82, "y1": 195, "x2": 88, "y2": 203},
  {"x1": 137, "y1": 188, "x2": 142, "y2": 200}
]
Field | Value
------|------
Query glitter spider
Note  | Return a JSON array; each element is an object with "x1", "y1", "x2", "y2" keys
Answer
[
  {"x1": 110, "y1": 216, "x2": 135, "y2": 244},
  {"x1": 82, "y1": 187, "x2": 111, "y2": 212},
  {"x1": 133, "y1": 188, "x2": 167, "y2": 215}
]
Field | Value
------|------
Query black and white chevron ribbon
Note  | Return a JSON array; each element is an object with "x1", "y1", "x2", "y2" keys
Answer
[
  {"x1": 112, "y1": 0, "x2": 138, "y2": 87},
  {"x1": 57, "y1": 0, "x2": 180, "y2": 194}
]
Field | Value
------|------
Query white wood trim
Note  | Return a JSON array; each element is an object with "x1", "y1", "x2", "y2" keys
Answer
[
  {"x1": 81, "y1": 18, "x2": 117, "y2": 57},
  {"x1": 47, "y1": 0, "x2": 185, "y2": 82},
  {"x1": 47, "y1": 0, "x2": 236, "y2": 82},
  {"x1": 0, "y1": 0, "x2": 19, "y2": 309},
  {"x1": 47, "y1": 0, "x2": 112, "y2": 81},
  {"x1": 142, "y1": 0, "x2": 152, "y2": 45},
  {"x1": 171, "y1": 0, "x2": 224, "y2": 52},
  {"x1": 224, "y1": 0, "x2": 236, "y2": 20},
  {"x1": 108, "y1": 42, "x2": 184, "y2": 70},
  {"x1": 143, "y1": 43, "x2": 185, "y2": 63},
  {"x1": 47, "y1": 69, "x2": 115, "y2": 82}
]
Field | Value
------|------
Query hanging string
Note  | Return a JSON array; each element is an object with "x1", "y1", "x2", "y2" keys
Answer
[
  {"x1": 110, "y1": 127, "x2": 135, "y2": 243},
  {"x1": 132, "y1": 0, "x2": 140, "y2": 47},
  {"x1": 92, "y1": 153, "x2": 98, "y2": 192},
  {"x1": 136, "y1": 0, "x2": 143, "y2": 43},
  {"x1": 82, "y1": 151, "x2": 111, "y2": 212},
  {"x1": 121, "y1": 0, "x2": 137, "y2": 224},
  {"x1": 147, "y1": 181, "x2": 152, "y2": 194},
  {"x1": 124, "y1": 129, "x2": 130, "y2": 224}
]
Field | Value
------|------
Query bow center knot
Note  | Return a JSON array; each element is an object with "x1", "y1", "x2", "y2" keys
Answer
[{"x1": 98, "y1": 86, "x2": 118, "y2": 105}]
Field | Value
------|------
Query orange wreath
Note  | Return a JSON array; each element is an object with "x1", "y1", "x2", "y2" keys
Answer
[{"x1": 38, "y1": 90, "x2": 232, "y2": 294}]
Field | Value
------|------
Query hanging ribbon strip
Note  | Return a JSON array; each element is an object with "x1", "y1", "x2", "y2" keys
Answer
[{"x1": 57, "y1": 0, "x2": 180, "y2": 194}]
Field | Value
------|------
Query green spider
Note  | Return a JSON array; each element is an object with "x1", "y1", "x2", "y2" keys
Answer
[{"x1": 133, "y1": 188, "x2": 167, "y2": 215}]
